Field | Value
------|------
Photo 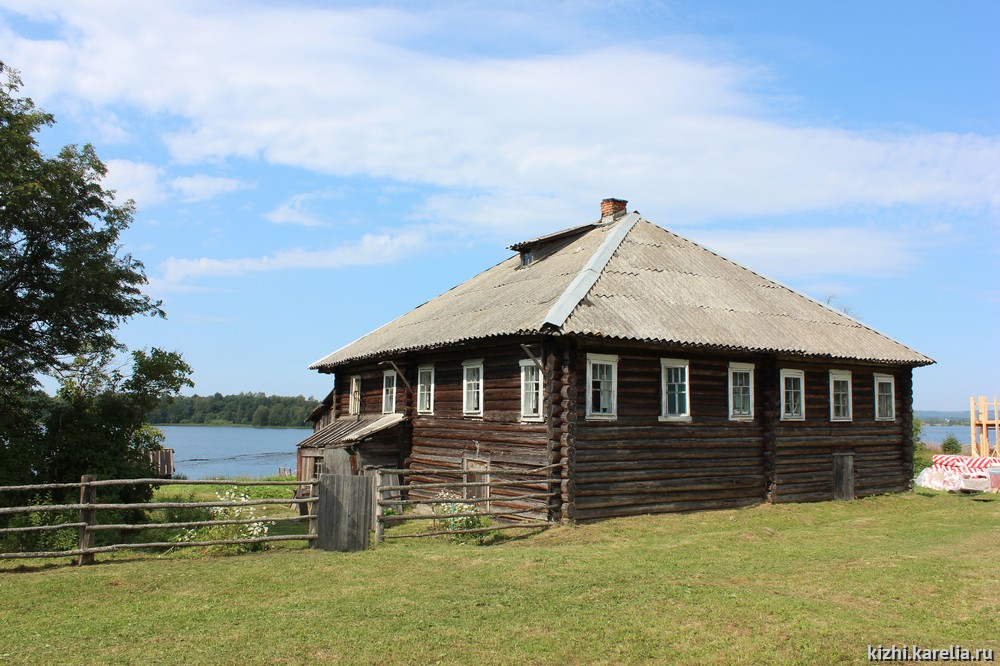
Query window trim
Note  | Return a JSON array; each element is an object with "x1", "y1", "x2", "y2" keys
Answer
[
  {"x1": 779, "y1": 368, "x2": 805, "y2": 421},
  {"x1": 462, "y1": 359, "x2": 484, "y2": 417},
  {"x1": 829, "y1": 370, "x2": 853, "y2": 422},
  {"x1": 519, "y1": 359, "x2": 544, "y2": 422},
  {"x1": 585, "y1": 353, "x2": 619, "y2": 420},
  {"x1": 874, "y1": 373, "x2": 895, "y2": 421},
  {"x1": 417, "y1": 364, "x2": 435, "y2": 415},
  {"x1": 728, "y1": 362, "x2": 755, "y2": 421},
  {"x1": 659, "y1": 358, "x2": 691, "y2": 422},
  {"x1": 348, "y1": 375, "x2": 361, "y2": 416},
  {"x1": 382, "y1": 370, "x2": 397, "y2": 414}
]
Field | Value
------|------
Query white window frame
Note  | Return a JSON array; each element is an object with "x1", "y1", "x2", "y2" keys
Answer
[
  {"x1": 348, "y1": 375, "x2": 361, "y2": 416},
  {"x1": 417, "y1": 365, "x2": 435, "y2": 415},
  {"x1": 519, "y1": 359, "x2": 544, "y2": 422},
  {"x1": 829, "y1": 370, "x2": 853, "y2": 422},
  {"x1": 874, "y1": 373, "x2": 895, "y2": 421},
  {"x1": 779, "y1": 369, "x2": 805, "y2": 421},
  {"x1": 728, "y1": 362, "x2": 755, "y2": 421},
  {"x1": 585, "y1": 353, "x2": 618, "y2": 420},
  {"x1": 462, "y1": 359, "x2": 484, "y2": 417},
  {"x1": 659, "y1": 358, "x2": 690, "y2": 422},
  {"x1": 382, "y1": 370, "x2": 396, "y2": 414}
]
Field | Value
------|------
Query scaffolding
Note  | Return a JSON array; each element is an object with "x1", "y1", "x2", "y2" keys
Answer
[{"x1": 970, "y1": 395, "x2": 1000, "y2": 457}]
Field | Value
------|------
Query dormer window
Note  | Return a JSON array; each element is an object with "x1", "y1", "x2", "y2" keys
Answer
[{"x1": 520, "y1": 249, "x2": 533, "y2": 267}]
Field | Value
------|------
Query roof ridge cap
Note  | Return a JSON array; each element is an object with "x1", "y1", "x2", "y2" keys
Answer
[{"x1": 542, "y1": 212, "x2": 641, "y2": 329}]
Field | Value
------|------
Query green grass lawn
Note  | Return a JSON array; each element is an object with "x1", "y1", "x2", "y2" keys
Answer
[{"x1": 1, "y1": 490, "x2": 998, "y2": 665}]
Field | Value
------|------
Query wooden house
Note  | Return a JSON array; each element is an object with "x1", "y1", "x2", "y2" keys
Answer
[{"x1": 297, "y1": 199, "x2": 933, "y2": 522}]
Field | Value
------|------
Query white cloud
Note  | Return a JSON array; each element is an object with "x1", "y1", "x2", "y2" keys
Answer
[
  {"x1": 3, "y1": 2, "x2": 996, "y2": 229},
  {"x1": 158, "y1": 231, "x2": 425, "y2": 284},
  {"x1": 694, "y1": 227, "x2": 919, "y2": 280},
  {"x1": 265, "y1": 191, "x2": 339, "y2": 227},
  {"x1": 170, "y1": 175, "x2": 250, "y2": 202},
  {"x1": 103, "y1": 159, "x2": 166, "y2": 207}
]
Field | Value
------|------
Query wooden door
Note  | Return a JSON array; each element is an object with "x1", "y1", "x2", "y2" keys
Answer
[{"x1": 833, "y1": 452, "x2": 855, "y2": 500}]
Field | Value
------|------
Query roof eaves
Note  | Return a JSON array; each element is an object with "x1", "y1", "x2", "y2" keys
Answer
[
  {"x1": 508, "y1": 221, "x2": 598, "y2": 252},
  {"x1": 542, "y1": 212, "x2": 641, "y2": 329}
]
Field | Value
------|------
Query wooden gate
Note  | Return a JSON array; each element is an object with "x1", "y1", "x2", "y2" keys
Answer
[{"x1": 316, "y1": 474, "x2": 374, "y2": 552}]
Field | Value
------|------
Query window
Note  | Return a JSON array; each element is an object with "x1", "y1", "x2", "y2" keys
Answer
[
  {"x1": 586, "y1": 353, "x2": 618, "y2": 419},
  {"x1": 874, "y1": 374, "x2": 895, "y2": 421},
  {"x1": 728, "y1": 362, "x2": 754, "y2": 420},
  {"x1": 780, "y1": 369, "x2": 805, "y2": 421},
  {"x1": 417, "y1": 365, "x2": 435, "y2": 415},
  {"x1": 660, "y1": 358, "x2": 690, "y2": 421},
  {"x1": 520, "y1": 359, "x2": 543, "y2": 421},
  {"x1": 382, "y1": 370, "x2": 396, "y2": 414},
  {"x1": 349, "y1": 375, "x2": 361, "y2": 416},
  {"x1": 462, "y1": 359, "x2": 484, "y2": 416},
  {"x1": 520, "y1": 250, "x2": 533, "y2": 267},
  {"x1": 829, "y1": 370, "x2": 852, "y2": 421}
]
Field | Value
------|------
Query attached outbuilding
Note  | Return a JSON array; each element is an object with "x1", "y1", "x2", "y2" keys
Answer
[{"x1": 298, "y1": 198, "x2": 933, "y2": 522}]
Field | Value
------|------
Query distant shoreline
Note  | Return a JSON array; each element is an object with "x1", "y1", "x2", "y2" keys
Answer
[{"x1": 152, "y1": 423, "x2": 310, "y2": 430}]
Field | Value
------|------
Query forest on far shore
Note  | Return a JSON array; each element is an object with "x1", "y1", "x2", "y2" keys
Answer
[{"x1": 148, "y1": 393, "x2": 318, "y2": 428}]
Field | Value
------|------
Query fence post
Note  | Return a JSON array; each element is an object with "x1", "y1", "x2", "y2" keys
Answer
[
  {"x1": 374, "y1": 472, "x2": 384, "y2": 547},
  {"x1": 78, "y1": 475, "x2": 97, "y2": 566}
]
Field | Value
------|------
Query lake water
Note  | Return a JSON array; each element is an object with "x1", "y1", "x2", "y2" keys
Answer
[
  {"x1": 921, "y1": 424, "x2": 972, "y2": 447},
  {"x1": 160, "y1": 425, "x2": 306, "y2": 479}
]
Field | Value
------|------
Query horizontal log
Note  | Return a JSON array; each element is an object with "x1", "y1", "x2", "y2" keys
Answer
[
  {"x1": 574, "y1": 497, "x2": 760, "y2": 521},
  {"x1": 575, "y1": 462, "x2": 764, "y2": 479},
  {"x1": 576, "y1": 447, "x2": 763, "y2": 463},
  {"x1": 0, "y1": 534, "x2": 317, "y2": 560},
  {"x1": 0, "y1": 522, "x2": 86, "y2": 535},
  {"x1": 771, "y1": 491, "x2": 832, "y2": 503},
  {"x1": 0, "y1": 497, "x2": 315, "y2": 516},
  {"x1": 575, "y1": 467, "x2": 764, "y2": 486},
  {"x1": 383, "y1": 522, "x2": 550, "y2": 539},
  {"x1": 378, "y1": 479, "x2": 558, "y2": 493},
  {"x1": 575, "y1": 472, "x2": 765, "y2": 489},
  {"x1": 380, "y1": 505, "x2": 558, "y2": 522},
  {"x1": 576, "y1": 476, "x2": 764, "y2": 499},
  {"x1": 89, "y1": 515, "x2": 310, "y2": 531},
  {"x1": 0, "y1": 478, "x2": 312, "y2": 493},
  {"x1": 576, "y1": 487, "x2": 764, "y2": 509}
]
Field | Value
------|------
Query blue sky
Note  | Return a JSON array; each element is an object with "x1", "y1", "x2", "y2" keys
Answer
[{"x1": 2, "y1": 1, "x2": 997, "y2": 410}]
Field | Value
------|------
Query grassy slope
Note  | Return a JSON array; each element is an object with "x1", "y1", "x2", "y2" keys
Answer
[{"x1": 1, "y1": 491, "x2": 998, "y2": 665}]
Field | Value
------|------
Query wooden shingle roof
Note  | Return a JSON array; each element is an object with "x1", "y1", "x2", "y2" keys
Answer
[{"x1": 310, "y1": 212, "x2": 932, "y2": 369}]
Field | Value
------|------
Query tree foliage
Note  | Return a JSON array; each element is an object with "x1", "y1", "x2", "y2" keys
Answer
[
  {"x1": 0, "y1": 62, "x2": 162, "y2": 387},
  {"x1": 147, "y1": 393, "x2": 317, "y2": 428},
  {"x1": 0, "y1": 62, "x2": 189, "y2": 503}
]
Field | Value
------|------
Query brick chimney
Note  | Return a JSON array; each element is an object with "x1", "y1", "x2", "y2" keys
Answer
[{"x1": 600, "y1": 198, "x2": 628, "y2": 221}]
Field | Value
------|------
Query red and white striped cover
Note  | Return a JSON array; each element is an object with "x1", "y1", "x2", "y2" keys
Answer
[
  {"x1": 932, "y1": 454, "x2": 1000, "y2": 469},
  {"x1": 931, "y1": 454, "x2": 1000, "y2": 479}
]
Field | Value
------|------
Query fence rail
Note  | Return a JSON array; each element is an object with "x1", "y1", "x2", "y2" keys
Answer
[
  {"x1": 0, "y1": 476, "x2": 318, "y2": 564},
  {"x1": 373, "y1": 465, "x2": 559, "y2": 545}
]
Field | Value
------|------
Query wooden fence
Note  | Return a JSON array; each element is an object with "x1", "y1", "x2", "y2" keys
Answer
[
  {"x1": 0, "y1": 476, "x2": 318, "y2": 565},
  {"x1": 373, "y1": 465, "x2": 560, "y2": 545},
  {"x1": 970, "y1": 396, "x2": 1000, "y2": 457}
]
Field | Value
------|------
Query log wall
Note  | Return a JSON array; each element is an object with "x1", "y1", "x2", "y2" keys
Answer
[
  {"x1": 404, "y1": 343, "x2": 551, "y2": 518},
  {"x1": 309, "y1": 336, "x2": 916, "y2": 523},
  {"x1": 770, "y1": 361, "x2": 912, "y2": 503},
  {"x1": 570, "y1": 344, "x2": 766, "y2": 522}
]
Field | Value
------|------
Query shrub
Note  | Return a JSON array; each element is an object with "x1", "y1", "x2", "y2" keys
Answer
[
  {"x1": 431, "y1": 490, "x2": 493, "y2": 544},
  {"x1": 174, "y1": 487, "x2": 272, "y2": 554},
  {"x1": 0, "y1": 494, "x2": 77, "y2": 554},
  {"x1": 941, "y1": 434, "x2": 963, "y2": 455}
]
